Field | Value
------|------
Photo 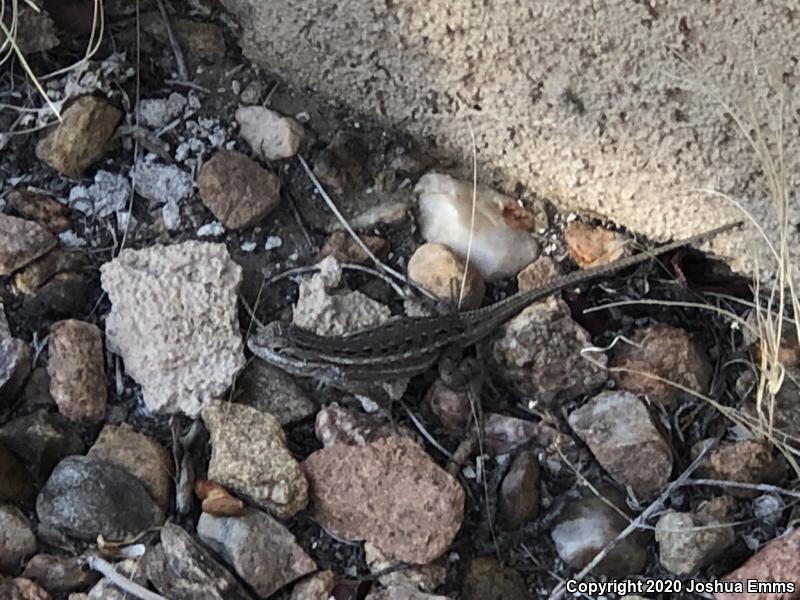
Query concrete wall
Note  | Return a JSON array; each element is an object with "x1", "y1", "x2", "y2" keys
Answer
[{"x1": 220, "y1": 0, "x2": 800, "y2": 278}]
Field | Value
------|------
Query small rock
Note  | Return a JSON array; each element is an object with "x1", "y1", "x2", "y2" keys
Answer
[
  {"x1": 202, "y1": 401, "x2": 308, "y2": 519},
  {"x1": 13, "y1": 249, "x2": 91, "y2": 296},
  {"x1": 0, "y1": 411, "x2": 84, "y2": 485},
  {"x1": 144, "y1": 523, "x2": 252, "y2": 600},
  {"x1": 236, "y1": 359, "x2": 317, "y2": 425},
  {"x1": 68, "y1": 171, "x2": 130, "y2": 219},
  {"x1": 22, "y1": 554, "x2": 98, "y2": 593},
  {"x1": 492, "y1": 295, "x2": 607, "y2": 404},
  {"x1": 610, "y1": 324, "x2": 712, "y2": 406},
  {"x1": 100, "y1": 242, "x2": 245, "y2": 416},
  {"x1": 6, "y1": 189, "x2": 71, "y2": 233},
  {"x1": 365, "y1": 543, "x2": 446, "y2": 592},
  {"x1": 0, "y1": 214, "x2": 57, "y2": 276},
  {"x1": 313, "y1": 131, "x2": 370, "y2": 194},
  {"x1": 462, "y1": 556, "x2": 529, "y2": 600},
  {"x1": 482, "y1": 413, "x2": 564, "y2": 457},
  {"x1": 198, "y1": 508, "x2": 316, "y2": 597},
  {"x1": 236, "y1": 106, "x2": 304, "y2": 161},
  {"x1": 303, "y1": 436, "x2": 464, "y2": 564},
  {"x1": 498, "y1": 450, "x2": 540, "y2": 529},
  {"x1": 425, "y1": 379, "x2": 471, "y2": 431},
  {"x1": 739, "y1": 367, "x2": 800, "y2": 452},
  {"x1": 344, "y1": 199, "x2": 411, "y2": 231},
  {"x1": 0, "y1": 577, "x2": 51, "y2": 600},
  {"x1": 290, "y1": 571, "x2": 336, "y2": 600},
  {"x1": 16, "y1": 368, "x2": 55, "y2": 414},
  {"x1": 317, "y1": 231, "x2": 390, "y2": 265},
  {"x1": 315, "y1": 402, "x2": 415, "y2": 448},
  {"x1": 132, "y1": 160, "x2": 194, "y2": 208},
  {"x1": 0, "y1": 334, "x2": 31, "y2": 408},
  {"x1": 36, "y1": 455, "x2": 164, "y2": 542},
  {"x1": 195, "y1": 480, "x2": 245, "y2": 516},
  {"x1": 655, "y1": 497, "x2": 736, "y2": 575},
  {"x1": 0, "y1": 504, "x2": 37, "y2": 572},
  {"x1": 0, "y1": 443, "x2": 33, "y2": 502},
  {"x1": 197, "y1": 151, "x2": 281, "y2": 230},
  {"x1": 517, "y1": 255, "x2": 563, "y2": 292},
  {"x1": 21, "y1": 272, "x2": 94, "y2": 318},
  {"x1": 415, "y1": 173, "x2": 539, "y2": 281},
  {"x1": 715, "y1": 527, "x2": 800, "y2": 600},
  {"x1": 551, "y1": 486, "x2": 648, "y2": 577},
  {"x1": 36, "y1": 96, "x2": 122, "y2": 178},
  {"x1": 407, "y1": 243, "x2": 485, "y2": 310},
  {"x1": 568, "y1": 390, "x2": 673, "y2": 498},
  {"x1": 87, "y1": 425, "x2": 173, "y2": 513},
  {"x1": 367, "y1": 586, "x2": 451, "y2": 600},
  {"x1": 13, "y1": 3, "x2": 59, "y2": 53},
  {"x1": 47, "y1": 320, "x2": 107, "y2": 424},
  {"x1": 691, "y1": 439, "x2": 785, "y2": 498},
  {"x1": 141, "y1": 15, "x2": 226, "y2": 65},
  {"x1": 136, "y1": 93, "x2": 187, "y2": 129},
  {"x1": 197, "y1": 221, "x2": 225, "y2": 237},
  {"x1": 564, "y1": 221, "x2": 627, "y2": 268},
  {"x1": 85, "y1": 558, "x2": 147, "y2": 600},
  {"x1": 240, "y1": 81, "x2": 263, "y2": 104}
]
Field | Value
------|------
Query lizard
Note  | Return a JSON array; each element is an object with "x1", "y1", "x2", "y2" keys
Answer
[{"x1": 247, "y1": 221, "x2": 741, "y2": 392}]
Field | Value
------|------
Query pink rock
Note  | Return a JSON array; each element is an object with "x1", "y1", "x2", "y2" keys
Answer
[{"x1": 482, "y1": 413, "x2": 561, "y2": 456}]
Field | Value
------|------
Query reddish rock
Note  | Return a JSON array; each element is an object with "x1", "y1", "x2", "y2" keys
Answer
[
  {"x1": 564, "y1": 221, "x2": 627, "y2": 268},
  {"x1": 0, "y1": 214, "x2": 57, "y2": 276},
  {"x1": 35, "y1": 96, "x2": 122, "y2": 178},
  {"x1": 516, "y1": 255, "x2": 563, "y2": 292},
  {"x1": 691, "y1": 439, "x2": 785, "y2": 498},
  {"x1": 315, "y1": 402, "x2": 415, "y2": 447},
  {"x1": 482, "y1": 413, "x2": 563, "y2": 457},
  {"x1": 716, "y1": 527, "x2": 800, "y2": 600},
  {"x1": 425, "y1": 379, "x2": 472, "y2": 431},
  {"x1": 290, "y1": 571, "x2": 336, "y2": 600},
  {"x1": 6, "y1": 189, "x2": 71, "y2": 233},
  {"x1": 610, "y1": 324, "x2": 712, "y2": 406},
  {"x1": 463, "y1": 556, "x2": 529, "y2": 600},
  {"x1": 47, "y1": 320, "x2": 106, "y2": 424},
  {"x1": 317, "y1": 230, "x2": 390, "y2": 265},
  {"x1": 0, "y1": 577, "x2": 51, "y2": 600},
  {"x1": 303, "y1": 436, "x2": 464, "y2": 564},
  {"x1": 197, "y1": 151, "x2": 281, "y2": 229},
  {"x1": 407, "y1": 243, "x2": 485, "y2": 310}
]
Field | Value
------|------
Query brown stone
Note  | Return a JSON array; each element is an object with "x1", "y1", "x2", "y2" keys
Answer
[
  {"x1": 13, "y1": 249, "x2": 91, "y2": 295},
  {"x1": 36, "y1": 96, "x2": 122, "y2": 178},
  {"x1": 197, "y1": 151, "x2": 281, "y2": 229},
  {"x1": 303, "y1": 436, "x2": 464, "y2": 564},
  {"x1": 317, "y1": 231, "x2": 390, "y2": 265},
  {"x1": 691, "y1": 439, "x2": 785, "y2": 498},
  {"x1": 564, "y1": 221, "x2": 627, "y2": 268},
  {"x1": 22, "y1": 554, "x2": 99, "y2": 593},
  {"x1": 463, "y1": 557, "x2": 529, "y2": 600},
  {"x1": 498, "y1": 450, "x2": 540, "y2": 529},
  {"x1": 6, "y1": 189, "x2": 71, "y2": 233},
  {"x1": 517, "y1": 255, "x2": 563, "y2": 292},
  {"x1": 290, "y1": 571, "x2": 336, "y2": 600},
  {"x1": 425, "y1": 379, "x2": 471, "y2": 431},
  {"x1": 407, "y1": 243, "x2": 485, "y2": 310},
  {"x1": 0, "y1": 577, "x2": 52, "y2": 600},
  {"x1": 47, "y1": 320, "x2": 107, "y2": 424},
  {"x1": 0, "y1": 214, "x2": 57, "y2": 276}
]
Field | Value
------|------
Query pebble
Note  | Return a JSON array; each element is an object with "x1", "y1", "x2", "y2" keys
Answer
[
  {"x1": 738, "y1": 367, "x2": 800, "y2": 451},
  {"x1": 568, "y1": 390, "x2": 673, "y2": 498},
  {"x1": 313, "y1": 130, "x2": 371, "y2": 193},
  {"x1": 365, "y1": 542, "x2": 446, "y2": 592},
  {"x1": 290, "y1": 571, "x2": 335, "y2": 600},
  {"x1": 236, "y1": 105, "x2": 304, "y2": 161},
  {"x1": 317, "y1": 230, "x2": 390, "y2": 265},
  {"x1": 198, "y1": 508, "x2": 316, "y2": 597},
  {"x1": 516, "y1": 255, "x2": 563, "y2": 292},
  {"x1": 36, "y1": 455, "x2": 164, "y2": 542},
  {"x1": 6, "y1": 189, "x2": 71, "y2": 233},
  {"x1": 85, "y1": 558, "x2": 146, "y2": 600},
  {"x1": 68, "y1": 170, "x2": 130, "y2": 219},
  {"x1": 143, "y1": 523, "x2": 252, "y2": 600},
  {"x1": 87, "y1": 425, "x2": 173, "y2": 513},
  {"x1": 0, "y1": 442, "x2": 34, "y2": 502},
  {"x1": 100, "y1": 242, "x2": 245, "y2": 416},
  {"x1": 236, "y1": 359, "x2": 318, "y2": 425},
  {"x1": 482, "y1": 412, "x2": 564, "y2": 457},
  {"x1": 47, "y1": 320, "x2": 107, "y2": 424},
  {"x1": 0, "y1": 504, "x2": 37, "y2": 572},
  {"x1": 141, "y1": 16, "x2": 226, "y2": 66},
  {"x1": 551, "y1": 486, "x2": 648, "y2": 577},
  {"x1": 35, "y1": 96, "x2": 121, "y2": 178},
  {"x1": 21, "y1": 272, "x2": 94, "y2": 319},
  {"x1": 315, "y1": 402, "x2": 415, "y2": 448},
  {"x1": 13, "y1": 2, "x2": 59, "y2": 53},
  {"x1": 197, "y1": 150, "x2": 281, "y2": 229},
  {"x1": 22, "y1": 554, "x2": 99, "y2": 593},
  {"x1": 491, "y1": 295, "x2": 607, "y2": 404},
  {"x1": 415, "y1": 172, "x2": 539, "y2": 281},
  {"x1": 425, "y1": 379, "x2": 472, "y2": 431},
  {"x1": 0, "y1": 214, "x2": 57, "y2": 276},
  {"x1": 0, "y1": 577, "x2": 51, "y2": 599},
  {"x1": 407, "y1": 243, "x2": 485, "y2": 310},
  {"x1": 655, "y1": 496, "x2": 736, "y2": 575},
  {"x1": 195, "y1": 479, "x2": 245, "y2": 516},
  {"x1": 691, "y1": 439, "x2": 785, "y2": 498},
  {"x1": 367, "y1": 586, "x2": 451, "y2": 600},
  {"x1": 13, "y1": 249, "x2": 90, "y2": 296},
  {"x1": 716, "y1": 527, "x2": 800, "y2": 600},
  {"x1": 136, "y1": 93, "x2": 187, "y2": 129},
  {"x1": 610, "y1": 324, "x2": 712, "y2": 406},
  {"x1": 0, "y1": 410, "x2": 85, "y2": 486},
  {"x1": 498, "y1": 450, "x2": 540, "y2": 529},
  {"x1": 344, "y1": 199, "x2": 410, "y2": 231},
  {"x1": 132, "y1": 160, "x2": 194, "y2": 209},
  {"x1": 303, "y1": 436, "x2": 464, "y2": 564},
  {"x1": 564, "y1": 221, "x2": 627, "y2": 268},
  {"x1": 462, "y1": 556, "x2": 529, "y2": 600},
  {"x1": 202, "y1": 400, "x2": 308, "y2": 519},
  {"x1": 240, "y1": 81, "x2": 263, "y2": 104},
  {"x1": 0, "y1": 332, "x2": 31, "y2": 408},
  {"x1": 197, "y1": 221, "x2": 225, "y2": 237}
]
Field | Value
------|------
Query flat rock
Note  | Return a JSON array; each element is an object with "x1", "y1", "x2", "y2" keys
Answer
[
  {"x1": 0, "y1": 504, "x2": 37, "y2": 572},
  {"x1": 317, "y1": 231, "x2": 390, "y2": 265},
  {"x1": 0, "y1": 214, "x2": 56, "y2": 276},
  {"x1": 100, "y1": 242, "x2": 245, "y2": 417},
  {"x1": 13, "y1": 249, "x2": 91, "y2": 296},
  {"x1": 144, "y1": 523, "x2": 253, "y2": 600},
  {"x1": 35, "y1": 96, "x2": 121, "y2": 178},
  {"x1": 407, "y1": 243, "x2": 485, "y2": 310},
  {"x1": 498, "y1": 450, "x2": 540, "y2": 530},
  {"x1": 564, "y1": 221, "x2": 627, "y2": 268},
  {"x1": 198, "y1": 508, "x2": 316, "y2": 597},
  {"x1": 315, "y1": 402, "x2": 416, "y2": 448},
  {"x1": 236, "y1": 106, "x2": 304, "y2": 161},
  {"x1": 236, "y1": 359, "x2": 317, "y2": 425},
  {"x1": 36, "y1": 456, "x2": 164, "y2": 542},
  {"x1": 568, "y1": 390, "x2": 673, "y2": 498},
  {"x1": 47, "y1": 320, "x2": 107, "y2": 424},
  {"x1": 0, "y1": 442, "x2": 34, "y2": 502},
  {"x1": 365, "y1": 543, "x2": 446, "y2": 593},
  {"x1": 0, "y1": 577, "x2": 52, "y2": 600},
  {"x1": 691, "y1": 439, "x2": 785, "y2": 498},
  {"x1": 22, "y1": 554, "x2": 99, "y2": 593},
  {"x1": 202, "y1": 401, "x2": 308, "y2": 519},
  {"x1": 0, "y1": 411, "x2": 84, "y2": 484},
  {"x1": 87, "y1": 425, "x2": 173, "y2": 513},
  {"x1": 0, "y1": 335, "x2": 31, "y2": 408},
  {"x1": 610, "y1": 324, "x2": 712, "y2": 406},
  {"x1": 482, "y1": 413, "x2": 565, "y2": 457},
  {"x1": 21, "y1": 272, "x2": 94, "y2": 319},
  {"x1": 303, "y1": 436, "x2": 464, "y2": 564},
  {"x1": 517, "y1": 255, "x2": 562, "y2": 292},
  {"x1": 492, "y1": 295, "x2": 607, "y2": 404},
  {"x1": 462, "y1": 556, "x2": 529, "y2": 600},
  {"x1": 716, "y1": 527, "x2": 800, "y2": 600},
  {"x1": 197, "y1": 151, "x2": 281, "y2": 229},
  {"x1": 367, "y1": 586, "x2": 451, "y2": 600},
  {"x1": 551, "y1": 486, "x2": 648, "y2": 577},
  {"x1": 6, "y1": 189, "x2": 71, "y2": 233},
  {"x1": 290, "y1": 571, "x2": 335, "y2": 600}
]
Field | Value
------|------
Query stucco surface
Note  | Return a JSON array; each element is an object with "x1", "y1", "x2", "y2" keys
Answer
[{"x1": 220, "y1": 0, "x2": 799, "y2": 278}]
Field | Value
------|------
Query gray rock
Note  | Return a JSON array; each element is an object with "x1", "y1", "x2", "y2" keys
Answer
[
  {"x1": 0, "y1": 336, "x2": 31, "y2": 408},
  {"x1": 22, "y1": 553, "x2": 99, "y2": 592},
  {"x1": 198, "y1": 508, "x2": 316, "y2": 597},
  {"x1": 0, "y1": 442, "x2": 34, "y2": 502},
  {"x1": 0, "y1": 504, "x2": 37, "y2": 572},
  {"x1": 36, "y1": 456, "x2": 164, "y2": 541},
  {"x1": 0, "y1": 214, "x2": 57, "y2": 276},
  {"x1": 236, "y1": 360, "x2": 317, "y2": 425}
]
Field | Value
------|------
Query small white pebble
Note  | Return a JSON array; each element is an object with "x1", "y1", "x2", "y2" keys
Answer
[
  {"x1": 240, "y1": 241, "x2": 257, "y2": 252},
  {"x1": 58, "y1": 230, "x2": 87, "y2": 247},
  {"x1": 294, "y1": 111, "x2": 310, "y2": 123},
  {"x1": 197, "y1": 221, "x2": 225, "y2": 237},
  {"x1": 264, "y1": 235, "x2": 283, "y2": 250},
  {"x1": 231, "y1": 80, "x2": 241, "y2": 95},
  {"x1": 461, "y1": 465, "x2": 476, "y2": 479}
]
